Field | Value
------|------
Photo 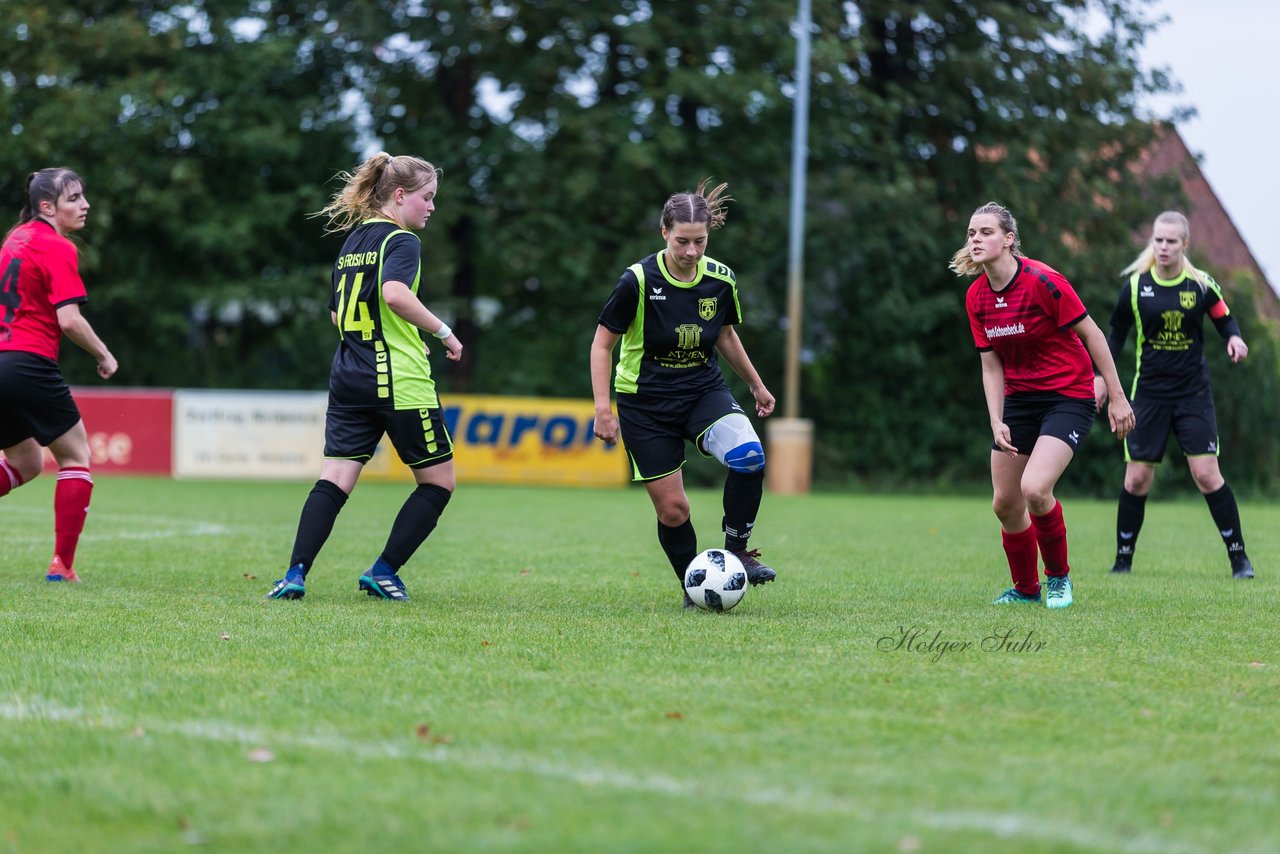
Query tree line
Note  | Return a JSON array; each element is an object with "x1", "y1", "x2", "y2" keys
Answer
[{"x1": 3, "y1": 0, "x2": 1276, "y2": 493}]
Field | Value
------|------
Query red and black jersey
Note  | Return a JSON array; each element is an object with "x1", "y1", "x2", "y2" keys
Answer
[
  {"x1": 966, "y1": 257, "x2": 1093, "y2": 398},
  {"x1": 0, "y1": 220, "x2": 88, "y2": 361}
]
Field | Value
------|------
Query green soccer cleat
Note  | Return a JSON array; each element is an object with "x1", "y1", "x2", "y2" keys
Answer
[
  {"x1": 1045, "y1": 575, "x2": 1073, "y2": 609},
  {"x1": 992, "y1": 587, "x2": 1041, "y2": 604}
]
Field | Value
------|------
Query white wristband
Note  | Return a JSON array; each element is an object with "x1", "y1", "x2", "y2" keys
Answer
[{"x1": 432, "y1": 322, "x2": 452, "y2": 340}]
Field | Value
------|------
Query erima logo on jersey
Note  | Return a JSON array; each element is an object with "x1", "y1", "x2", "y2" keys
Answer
[
  {"x1": 995, "y1": 296, "x2": 1008, "y2": 308},
  {"x1": 648, "y1": 291, "x2": 666, "y2": 301},
  {"x1": 985, "y1": 322, "x2": 1025, "y2": 339},
  {"x1": 1140, "y1": 285, "x2": 1155, "y2": 297}
]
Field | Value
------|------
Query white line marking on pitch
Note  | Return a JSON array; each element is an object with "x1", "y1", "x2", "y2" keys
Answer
[{"x1": 0, "y1": 696, "x2": 1211, "y2": 853}]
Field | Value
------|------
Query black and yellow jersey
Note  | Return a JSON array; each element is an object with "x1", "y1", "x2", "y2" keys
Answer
[
  {"x1": 597, "y1": 251, "x2": 743, "y2": 398},
  {"x1": 326, "y1": 218, "x2": 437, "y2": 410},
  {"x1": 1108, "y1": 268, "x2": 1235, "y2": 401}
]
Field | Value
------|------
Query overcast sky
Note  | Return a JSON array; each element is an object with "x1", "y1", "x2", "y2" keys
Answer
[{"x1": 1138, "y1": 0, "x2": 1280, "y2": 295}]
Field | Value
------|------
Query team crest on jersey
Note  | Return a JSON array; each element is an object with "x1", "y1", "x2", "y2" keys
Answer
[
  {"x1": 1180, "y1": 290, "x2": 1196, "y2": 310},
  {"x1": 698, "y1": 298, "x2": 718, "y2": 320}
]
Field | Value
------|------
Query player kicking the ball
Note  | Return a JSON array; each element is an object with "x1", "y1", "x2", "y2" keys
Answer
[{"x1": 590, "y1": 178, "x2": 777, "y2": 608}]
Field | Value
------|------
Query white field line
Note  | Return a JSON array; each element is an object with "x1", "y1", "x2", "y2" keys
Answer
[
  {"x1": 0, "y1": 524, "x2": 235, "y2": 545},
  {"x1": 0, "y1": 696, "x2": 1215, "y2": 854},
  {"x1": 0, "y1": 501, "x2": 244, "y2": 544}
]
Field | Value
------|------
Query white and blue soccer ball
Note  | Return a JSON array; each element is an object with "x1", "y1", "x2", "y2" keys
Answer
[{"x1": 684, "y1": 549, "x2": 749, "y2": 612}]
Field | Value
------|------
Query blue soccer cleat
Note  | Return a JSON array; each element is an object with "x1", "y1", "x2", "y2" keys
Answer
[
  {"x1": 359, "y1": 570, "x2": 409, "y2": 601},
  {"x1": 266, "y1": 565, "x2": 306, "y2": 600}
]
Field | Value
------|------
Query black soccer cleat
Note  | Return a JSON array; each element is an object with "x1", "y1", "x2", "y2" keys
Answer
[
  {"x1": 732, "y1": 549, "x2": 776, "y2": 586},
  {"x1": 1109, "y1": 559, "x2": 1132, "y2": 574},
  {"x1": 1231, "y1": 557, "x2": 1255, "y2": 580}
]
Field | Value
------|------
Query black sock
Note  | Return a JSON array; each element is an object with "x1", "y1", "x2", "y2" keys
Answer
[
  {"x1": 1203, "y1": 483, "x2": 1247, "y2": 560},
  {"x1": 1115, "y1": 488, "x2": 1147, "y2": 564},
  {"x1": 380, "y1": 483, "x2": 452, "y2": 570},
  {"x1": 289, "y1": 479, "x2": 349, "y2": 576},
  {"x1": 722, "y1": 469, "x2": 764, "y2": 552},
  {"x1": 657, "y1": 519, "x2": 698, "y2": 582}
]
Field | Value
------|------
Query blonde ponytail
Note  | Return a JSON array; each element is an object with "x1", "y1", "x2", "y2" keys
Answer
[
  {"x1": 315, "y1": 152, "x2": 440, "y2": 233},
  {"x1": 950, "y1": 201, "x2": 1020, "y2": 277}
]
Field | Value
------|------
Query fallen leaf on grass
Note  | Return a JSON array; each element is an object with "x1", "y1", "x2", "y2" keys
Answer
[
  {"x1": 242, "y1": 573, "x2": 257, "y2": 580},
  {"x1": 130, "y1": 726, "x2": 146, "y2": 737},
  {"x1": 664, "y1": 711, "x2": 683, "y2": 719},
  {"x1": 247, "y1": 748, "x2": 274, "y2": 763},
  {"x1": 220, "y1": 633, "x2": 231, "y2": 641},
  {"x1": 1249, "y1": 661, "x2": 1265, "y2": 668},
  {"x1": 520, "y1": 569, "x2": 531, "y2": 576},
  {"x1": 415, "y1": 724, "x2": 452, "y2": 744},
  {"x1": 481, "y1": 640, "x2": 492, "y2": 647}
]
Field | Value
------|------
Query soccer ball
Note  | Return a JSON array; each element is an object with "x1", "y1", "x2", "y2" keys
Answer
[{"x1": 684, "y1": 549, "x2": 748, "y2": 612}]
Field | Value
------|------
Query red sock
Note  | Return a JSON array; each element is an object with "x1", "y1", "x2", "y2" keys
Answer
[
  {"x1": 54, "y1": 467, "x2": 94, "y2": 569},
  {"x1": 1031, "y1": 500, "x2": 1069, "y2": 577},
  {"x1": 1001, "y1": 525, "x2": 1040, "y2": 596},
  {"x1": 0, "y1": 459, "x2": 26, "y2": 498}
]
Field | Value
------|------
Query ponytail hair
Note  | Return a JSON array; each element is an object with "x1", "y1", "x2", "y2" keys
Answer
[
  {"x1": 315, "y1": 152, "x2": 441, "y2": 233},
  {"x1": 15, "y1": 167, "x2": 83, "y2": 227},
  {"x1": 950, "y1": 201, "x2": 1021, "y2": 276},
  {"x1": 660, "y1": 178, "x2": 732, "y2": 232},
  {"x1": 1120, "y1": 210, "x2": 1210, "y2": 287}
]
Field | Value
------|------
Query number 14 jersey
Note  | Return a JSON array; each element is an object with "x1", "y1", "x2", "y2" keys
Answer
[{"x1": 327, "y1": 218, "x2": 437, "y2": 410}]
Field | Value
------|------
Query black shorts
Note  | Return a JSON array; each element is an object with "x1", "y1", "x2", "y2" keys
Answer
[
  {"x1": 1125, "y1": 390, "x2": 1219, "y2": 464},
  {"x1": 0, "y1": 351, "x2": 82, "y2": 448},
  {"x1": 616, "y1": 385, "x2": 745, "y2": 481},
  {"x1": 998, "y1": 392, "x2": 1096, "y2": 456},
  {"x1": 324, "y1": 405, "x2": 453, "y2": 469}
]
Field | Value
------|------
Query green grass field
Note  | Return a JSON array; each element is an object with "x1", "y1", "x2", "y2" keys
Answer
[{"x1": 1, "y1": 477, "x2": 1276, "y2": 853}]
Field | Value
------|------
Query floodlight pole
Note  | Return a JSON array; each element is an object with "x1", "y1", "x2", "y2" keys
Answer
[
  {"x1": 783, "y1": 0, "x2": 810, "y2": 419},
  {"x1": 766, "y1": 0, "x2": 815, "y2": 494}
]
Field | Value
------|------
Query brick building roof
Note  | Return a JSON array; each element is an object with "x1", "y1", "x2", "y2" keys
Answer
[{"x1": 1135, "y1": 124, "x2": 1279, "y2": 321}]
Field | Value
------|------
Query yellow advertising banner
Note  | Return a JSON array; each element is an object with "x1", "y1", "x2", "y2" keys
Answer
[{"x1": 362, "y1": 393, "x2": 627, "y2": 487}]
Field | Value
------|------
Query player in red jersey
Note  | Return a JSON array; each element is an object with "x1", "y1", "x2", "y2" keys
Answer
[
  {"x1": 0, "y1": 167, "x2": 118, "y2": 582},
  {"x1": 953, "y1": 202, "x2": 1133, "y2": 608}
]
